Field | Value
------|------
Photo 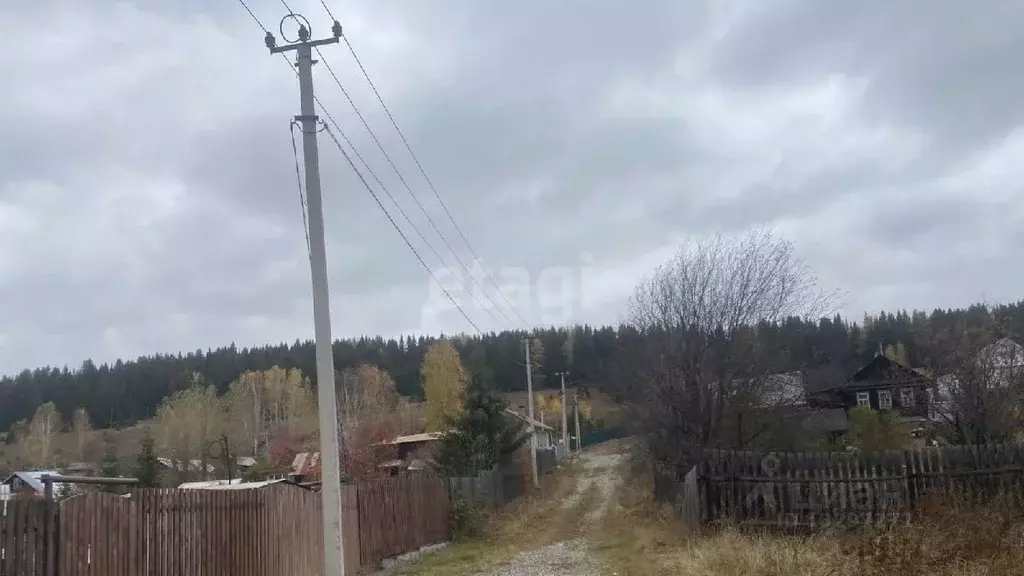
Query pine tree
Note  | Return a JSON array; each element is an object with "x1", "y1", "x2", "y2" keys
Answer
[
  {"x1": 100, "y1": 431, "x2": 121, "y2": 492},
  {"x1": 435, "y1": 374, "x2": 531, "y2": 476},
  {"x1": 135, "y1": 428, "x2": 161, "y2": 488}
]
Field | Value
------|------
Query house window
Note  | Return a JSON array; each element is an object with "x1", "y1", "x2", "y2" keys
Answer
[
  {"x1": 856, "y1": 392, "x2": 870, "y2": 407},
  {"x1": 878, "y1": 389, "x2": 893, "y2": 411},
  {"x1": 900, "y1": 388, "x2": 914, "y2": 407}
]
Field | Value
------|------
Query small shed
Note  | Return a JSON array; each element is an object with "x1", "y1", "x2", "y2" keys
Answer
[{"x1": 504, "y1": 409, "x2": 557, "y2": 448}]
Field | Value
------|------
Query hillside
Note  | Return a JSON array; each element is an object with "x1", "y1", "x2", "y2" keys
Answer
[
  {"x1": 0, "y1": 389, "x2": 622, "y2": 477},
  {"x1": 3, "y1": 301, "x2": 1024, "y2": 441}
]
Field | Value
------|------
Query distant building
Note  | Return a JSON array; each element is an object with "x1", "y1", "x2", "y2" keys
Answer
[
  {"x1": 63, "y1": 462, "x2": 100, "y2": 477},
  {"x1": 235, "y1": 456, "x2": 258, "y2": 470},
  {"x1": 156, "y1": 457, "x2": 216, "y2": 476},
  {"x1": 504, "y1": 409, "x2": 557, "y2": 448},
  {"x1": 2, "y1": 470, "x2": 73, "y2": 498},
  {"x1": 178, "y1": 478, "x2": 304, "y2": 491},
  {"x1": 289, "y1": 452, "x2": 321, "y2": 484},
  {"x1": 932, "y1": 338, "x2": 1024, "y2": 422},
  {"x1": 808, "y1": 354, "x2": 932, "y2": 419},
  {"x1": 375, "y1": 432, "x2": 442, "y2": 461}
]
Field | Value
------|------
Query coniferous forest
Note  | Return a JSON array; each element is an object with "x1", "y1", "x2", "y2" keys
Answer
[{"x1": 3, "y1": 301, "x2": 1024, "y2": 433}]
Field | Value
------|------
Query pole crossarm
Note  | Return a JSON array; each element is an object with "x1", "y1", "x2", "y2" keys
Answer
[{"x1": 270, "y1": 36, "x2": 339, "y2": 53}]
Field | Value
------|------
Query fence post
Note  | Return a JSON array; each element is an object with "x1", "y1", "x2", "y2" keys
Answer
[{"x1": 42, "y1": 475, "x2": 56, "y2": 576}]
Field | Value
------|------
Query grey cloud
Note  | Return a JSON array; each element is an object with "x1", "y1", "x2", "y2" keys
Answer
[{"x1": 2, "y1": 0, "x2": 1023, "y2": 373}]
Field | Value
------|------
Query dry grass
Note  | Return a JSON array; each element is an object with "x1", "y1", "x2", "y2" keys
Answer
[
  {"x1": 392, "y1": 441, "x2": 1024, "y2": 576},
  {"x1": 593, "y1": 458, "x2": 1024, "y2": 576}
]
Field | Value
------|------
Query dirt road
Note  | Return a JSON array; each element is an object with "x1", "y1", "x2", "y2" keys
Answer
[{"x1": 480, "y1": 444, "x2": 627, "y2": 576}]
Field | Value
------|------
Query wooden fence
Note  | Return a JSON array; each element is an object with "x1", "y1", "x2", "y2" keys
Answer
[
  {"x1": 658, "y1": 443, "x2": 1024, "y2": 530},
  {"x1": 355, "y1": 476, "x2": 450, "y2": 568},
  {"x1": 1, "y1": 500, "x2": 50, "y2": 576},
  {"x1": 0, "y1": 477, "x2": 451, "y2": 576},
  {"x1": 58, "y1": 487, "x2": 331, "y2": 576},
  {"x1": 449, "y1": 464, "x2": 525, "y2": 509}
]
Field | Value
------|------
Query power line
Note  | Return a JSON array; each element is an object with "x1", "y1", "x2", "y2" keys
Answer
[
  {"x1": 288, "y1": 121, "x2": 313, "y2": 262},
  {"x1": 314, "y1": 103, "x2": 514, "y2": 330},
  {"x1": 316, "y1": 0, "x2": 338, "y2": 21},
  {"x1": 319, "y1": 124, "x2": 490, "y2": 337},
  {"x1": 239, "y1": 0, "x2": 527, "y2": 365},
  {"x1": 237, "y1": 0, "x2": 268, "y2": 32},
  {"x1": 321, "y1": 122, "x2": 527, "y2": 368},
  {"x1": 333, "y1": 16, "x2": 533, "y2": 329},
  {"x1": 275, "y1": 0, "x2": 522, "y2": 332},
  {"x1": 311, "y1": 49, "x2": 527, "y2": 331}
]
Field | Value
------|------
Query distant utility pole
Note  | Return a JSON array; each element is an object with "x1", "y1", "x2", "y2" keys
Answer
[
  {"x1": 524, "y1": 338, "x2": 539, "y2": 489},
  {"x1": 266, "y1": 15, "x2": 346, "y2": 576},
  {"x1": 556, "y1": 371, "x2": 569, "y2": 451},
  {"x1": 574, "y1": 388, "x2": 582, "y2": 453}
]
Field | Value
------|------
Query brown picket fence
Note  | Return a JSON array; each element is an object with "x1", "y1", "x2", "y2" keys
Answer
[
  {"x1": 658, "y1": 443, "x2": 1024, "y2": 530},
  {"x1": 0, "y1": 476, "x2": 451, "y2": 576}
]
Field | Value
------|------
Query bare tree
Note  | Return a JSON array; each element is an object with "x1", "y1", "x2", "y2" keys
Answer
[
  {"x1": 336, "y1": 364, "x2": 399, "y2": 449},
  {"x1": 223, "y1": 367, "x2": 318, "y2": 458},
  {"x1": 336, "y1": 364, "x2": 401, "y2": 479},
  {"x1": 22, "y1": 402, "x2": 63, "y2": 468},
  {"x1": 71, "y1": 407, "x2": 92, "y2": 462},
  {"x1": 155, "y1": 375, "x2": 222, "y2": 483},
  {"x1": 917, "y1": 317, "x2": 1024, "y2": 444},
  {"x1": 625, "y1": 229, "x2": 836, "y2": 470}
]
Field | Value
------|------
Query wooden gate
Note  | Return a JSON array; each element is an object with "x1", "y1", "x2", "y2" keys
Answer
[{"x1": 0, "y1": 500, "x2": 50, "y2": 576}]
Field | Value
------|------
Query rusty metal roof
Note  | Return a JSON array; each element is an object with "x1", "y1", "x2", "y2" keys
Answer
[{"x1": 290, "y1": 452, "x2": 321, "y2": 476}]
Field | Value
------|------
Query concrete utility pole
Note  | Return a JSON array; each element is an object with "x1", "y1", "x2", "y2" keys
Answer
[
  {"x1": 556, "y1": 371, "x2": 569, "y2": 451},
  {"x1": 524, "y1": 338, "x2": 539, "y2": 488},
  {"x1": 574, "y1": 388, "x2": 582, "y2": 453},
  {"x1": 266, "y1": 15, "x2": 346, "y2": 576}
]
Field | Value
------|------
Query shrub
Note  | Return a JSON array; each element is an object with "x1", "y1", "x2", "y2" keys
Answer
[{"x1": 450, "y1": 497, "x2": 485, "y2": 542}]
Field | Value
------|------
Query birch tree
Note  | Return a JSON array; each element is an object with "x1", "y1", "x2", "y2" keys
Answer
[
  {"x1": 155, "y1": 375, "x2": 221, "y2": 482},
  {"x1": 336, "y1": 364, "x2": 399, "y2": 449},
  {"x1": 71, "y1": 407, "x2": 92, "y2": 462},
  {"x1": 422, "y1": 340, "x2": 468, "y2": 432},
  {"x1": 223, "y1": 367, "x2": 317, "y2": 458},
  {"x1": 22, "y1": 402, "x2": 62, "y2": 468}
]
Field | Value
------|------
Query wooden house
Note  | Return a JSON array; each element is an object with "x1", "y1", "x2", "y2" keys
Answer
[{"x1": 808, "y1": 354, "x2": 932, "y2": 418}]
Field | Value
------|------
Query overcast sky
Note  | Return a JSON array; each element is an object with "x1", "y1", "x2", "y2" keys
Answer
[{"x1": 2, "y1": 0, "x2": 1023, "y2": 374}]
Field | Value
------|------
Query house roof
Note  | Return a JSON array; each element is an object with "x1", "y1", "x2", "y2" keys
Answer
[
  {"x1": 817, "y1": 354, "x2": 932, "y2": 392},
  {"x1": 291, "y1": 452, "x2": 321, "y2": 477},
  {"x1": 377, "y1": 432, "x2": 442, "y2": 446},
  {"x1": 504, "y1": 409, "x2": 556, "y2": 432},
  {"x1": 156, "y1": 458, "x2": 216, "y2": 474},
  {"x1": 235, "y1": 456, "x2": 258, "y2": 468},
  {"x1": 178, "y1": 478, "x2": 297, "y2": 491},
  {"x1": 2, "y1": 470, "x2": 69, "y2": 494}
]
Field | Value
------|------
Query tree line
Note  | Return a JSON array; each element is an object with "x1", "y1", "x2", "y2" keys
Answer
[{"x1": 4, "y1": 303, "x2": 1024, "y2": 438}]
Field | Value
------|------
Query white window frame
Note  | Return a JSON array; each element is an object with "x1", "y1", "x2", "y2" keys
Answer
[
  {"x1": 856, "y1": 391, "x2": 870, "y2": 407},
  {"x1": 878, "y1": 389, "x2": 893, "y2": 411},
  {"x1": 900, "y1": 388, "x2": 914, "y2": 407}
]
